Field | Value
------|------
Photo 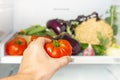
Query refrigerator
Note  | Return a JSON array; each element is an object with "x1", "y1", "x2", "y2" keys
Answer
[{"x1": 0, "y1": 0, "x2": 120, "y2": 80}]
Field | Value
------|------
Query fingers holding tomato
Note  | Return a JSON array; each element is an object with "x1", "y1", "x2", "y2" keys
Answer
[{"x1": 5, "y1": 37, "x2": 28, "y2": 56}]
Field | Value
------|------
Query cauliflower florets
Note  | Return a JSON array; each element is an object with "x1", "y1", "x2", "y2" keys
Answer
[{"x1": 75, "y1": 18, "x2": 113, "y2": 47}]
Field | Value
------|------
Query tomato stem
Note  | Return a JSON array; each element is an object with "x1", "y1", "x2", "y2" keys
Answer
[
  {"x1": 52, "y1": 40, "x2": 60, "y2": 47},
  {"x1": 15, "y1": 40, "x2": 22, "y2": 45}
]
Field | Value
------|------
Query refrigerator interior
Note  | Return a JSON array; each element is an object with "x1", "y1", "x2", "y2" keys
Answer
[
  {"x1": 0, "y1": 0, "x2": 14, "y2": 41},
  {"x1": 0, "y1": 0, "x2": 113, "y2": 39},
  {"x1": 0, "y1": 0, "x2": 120, "y2": 64},
  {"x1": 1, "y1": 0, "x2": 120, "y2": 80}
]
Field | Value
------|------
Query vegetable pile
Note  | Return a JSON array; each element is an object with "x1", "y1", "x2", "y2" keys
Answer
[{"x1": 5, "y1": 5, "x2": 120, "y2": 56}]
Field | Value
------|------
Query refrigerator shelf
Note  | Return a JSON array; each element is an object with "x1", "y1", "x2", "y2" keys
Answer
[
  {"x1": 0, "y1": 32, "x2": 120, "y2": 64},
  {"x1": 1, "y1": 56, "x2": 120, "y2": 64}
]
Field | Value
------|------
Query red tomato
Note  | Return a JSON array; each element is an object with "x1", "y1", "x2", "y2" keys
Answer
[
  {"x1": 31, "y1": 35, "x2": 50, "y2": 41},
  {"x1": 44, "y1": 39, "x2": 72, "y2": 58},
  {"x1": 5, "y1": 37, "x2": 28, "y2": 55},
  {"x1": 31, "y1": 35, "x2": 39, "y2": 41}
]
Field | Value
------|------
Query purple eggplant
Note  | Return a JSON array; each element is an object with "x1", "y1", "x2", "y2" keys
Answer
[
  {"x1": 46, "y1": 19, "x2": 66, "y2": 34},
  {"x1": 62, "y1": 33, "x2": 81, "y2": 55},
  {"x1": 54, "y1": 33, "x2": 82, "y2": 55}
]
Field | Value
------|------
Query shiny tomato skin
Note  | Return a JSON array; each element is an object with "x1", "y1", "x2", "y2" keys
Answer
[
  {"x1": 5, "y1": 37, "x2": 28, "y2": 55},
  {"x1": 44, "y1": 39, "x2": 72, "y2": 58}
]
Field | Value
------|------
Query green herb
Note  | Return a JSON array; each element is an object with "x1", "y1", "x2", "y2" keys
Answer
[
  {"x1": 81, "y1": 43, "x2": 88, "y2": 50},
  {"x1": 92, "y1": 45, "x2": 105, "y2": 55},
  {"x1": 97, "y1": 32, "x2": 109, "y2": 47},
  {"x1": 66, "y1": 26, "x2": 74, "y2": 38},
  {"x1": 27, "y1": 25, "x2": 46, "y2": 35},
  {"x1": 105, "y1": 5, "x2": 118, "y2": 35},
  {"x1": 66, "y1": 20, "x2": 79, "y2": 39},
  {"x1": 18, "y1": 25, "x2": 56, "y2": 37},
  {"x1": 18, "y1": 25, "x2": 46, "y2": 35}
]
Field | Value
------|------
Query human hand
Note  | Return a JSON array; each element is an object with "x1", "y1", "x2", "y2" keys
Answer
[{"x1": 18, "y1": 37, "x2": 71, "y2": 80}]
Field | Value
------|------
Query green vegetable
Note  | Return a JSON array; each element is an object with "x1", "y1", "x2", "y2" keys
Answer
[
  {"x1": 105, "y1": 5, "x2": 118, "y2": 35},
  {"x1": 18, "y1": 25, "x2": 46, "y2": 35},
  {"x1": 27, "y1": 26, "x2": 46, "y2": 35},
  {"x1": 97, "y1": 32, "x2": 109, "y2": 47},
  {"x1": 18, "y1": 25, "x2": 56, "y2": 37},
  {"x1": 66, "y1": 20, "x2": 79, "y2": 39},
  {"x1": 112, "y1": 24, "x2": 118, "y2": 35},
  {"x1": 81, "y1": 43, "x2": 88, "y2": 50},
  {"x1": 81, "y1": 43, "x2": 105, "y2": 55},
  {"x1": 66, "y1": 26, "x2": 74, "y2": 38},
  {"x1": 33, "y1": 30, "x2": 56, "y2": 36},
  {"x1": 92, "y1": 45, "x2": 105, "y2": 55}
]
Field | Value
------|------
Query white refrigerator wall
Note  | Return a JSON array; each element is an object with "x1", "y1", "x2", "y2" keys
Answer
[
  {"x1": 0, "y1": 0, "x2": 14, "y2": 41},
  {"x1": 13, "y1": 0, "x2": 112, "y2": 31}
]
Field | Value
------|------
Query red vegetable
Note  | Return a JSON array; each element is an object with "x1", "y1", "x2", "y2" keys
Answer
[
  {"x1": 31, "y1": 35, "x2": 39, "y2": 41},
  {"x1": 31, "y1": 35, "x2": 50, "y2": 41},
  {"x1": 5, "y1": 37, "x2": 28, "y2": 55},
  {"x1": 44, "y1": 39, "x2": 72, "y2": 58}
]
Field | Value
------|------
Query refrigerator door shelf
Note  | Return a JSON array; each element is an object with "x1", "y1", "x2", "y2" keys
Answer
[{"x1": 1, "y1": 32, "x2": 120, "y2": 64}]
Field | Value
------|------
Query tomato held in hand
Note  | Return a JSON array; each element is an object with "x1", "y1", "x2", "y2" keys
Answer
[
  {"x1": 44, "y1": 39, "x2": 72, "y2": 58},
  {"x1": 5, "y1": 37, "x2": 28, "y2": 55}
]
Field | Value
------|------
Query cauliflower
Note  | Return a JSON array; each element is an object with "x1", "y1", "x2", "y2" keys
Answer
[{"x1": 75, "y1": 18, "x2": 114, "y2": 47}]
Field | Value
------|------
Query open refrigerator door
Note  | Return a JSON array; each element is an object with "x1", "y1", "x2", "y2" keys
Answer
[{"x1": 0, "y1": 0, "x2": 120, "y2": 64}]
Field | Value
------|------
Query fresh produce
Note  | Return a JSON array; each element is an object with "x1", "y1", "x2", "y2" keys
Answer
[
  {"x1": 5, "y1": 37, "x2": 27, "y2": 55},
  {"x1": 14, "y1": 34, "x2": 31, "y2": 44},
  {"x1": 18, "y1": 25, "x2": 56, "y2": 37},
  {"x1": 19, "y1": 25, "x2": 46, "y2": 35},
  {"x1": 31, "y1": 35, "x2": 39, "y2": 41},
  {"x1": 46, "y1": 18, "x2": 82, "y2": 55},
  {"x1": 105, "y1": 5, "x2": 118, "y2": 35},
  {"x1": 46, "y1": 12, "x2": 116, "y2": 56},
  {"x1": 53, "y1": 33, "x2": 81, "y2": 55},
  {"x1": 83, "y1": 44, "x2": 95, "y2": 56},
  {"x1": 75, "y1": 16, "x2": 113, "y2": 48},
  {"x1": 31, "y1": 35, "x2": 50, "y2": 41},
  {"x1": 92, "y1": 45, "x2": 105, "y2": 55},
  {"x1": 81, "y1": 43, "x2": 105, "y2": 55},
  {"x1": 6, "y1": 9, "x2": 119, "y2": 57},
  {"x1": 106, "y1": 44, "x2": 120, "y2": 56},
  {"x1": 46, "y1": 18, "x2": 79, "y2": 38},
  {"x1": 47, "y1": 19, "x2": 66, "y2": 34},
  {"x1": 16, "y1": 25, "x2": 55, "y2": 44},
  {"x1": 44, "y1": 39, "x2": 72, "y2": 58}
]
